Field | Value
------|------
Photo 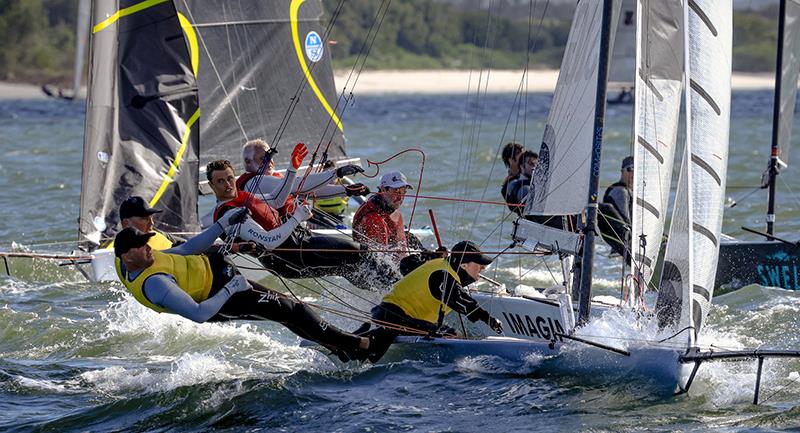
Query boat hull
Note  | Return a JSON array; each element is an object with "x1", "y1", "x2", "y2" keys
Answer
[{"x1": 715, "y1": 237, "x2": 800, "y2": 294}]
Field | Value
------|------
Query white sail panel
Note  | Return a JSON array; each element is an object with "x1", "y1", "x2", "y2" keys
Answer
[
  {"x1": 525, "y1": 1, "x2": 621, "y2": 216},
  {"x1": 776, "y1": 0, "x2": 800, "y2": 167},
  {"x1": 609, "y1": 0, "x2": 636, "y2": 85},
  {"x1": 659, "y1": 0, "x2": 732, "y2": 340},
  {"x1": 630, "y1": 0, "x2": 683, "y2": 287}
]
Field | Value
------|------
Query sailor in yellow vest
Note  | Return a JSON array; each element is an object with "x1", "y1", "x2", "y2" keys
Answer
[
  {"x1": 113, "y1": 207, "x2": 370, "y2": 361},
  {"x1": 107, "y1": 196, "x2": 181, "y2": 250},
  {"x1": 356, "y1": 241, "x2": 504, "y2": 362}
]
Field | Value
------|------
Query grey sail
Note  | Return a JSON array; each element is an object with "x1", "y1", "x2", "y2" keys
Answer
[
  {"x1": 775, "y1": 0, "x2": 800, "y2": 167},
  {"x1": 629, "y1": 0, "x2": 683, "y2": 290},
  {"x1": 79, "y1": 0, "x2": 201, "y2": 250},
  {"x1": 174, "y1": 0, "x2": 346, "y2": 171},
  {"x1": 658, "y1": 0, "x2": 732, "y2": 341}
]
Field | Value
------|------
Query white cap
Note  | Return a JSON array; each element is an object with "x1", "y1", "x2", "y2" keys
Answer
[{"x1": 380, "y1": 170, "x2": 413, "y2": 189}]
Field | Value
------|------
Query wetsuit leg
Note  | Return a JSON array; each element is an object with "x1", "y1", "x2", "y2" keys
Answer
[
  {"x1": 361, "y1": 303, "x2": 438, "y2": 362},
  {"x1": 210, "y1": 281, "x2": 363, "y2": 355}
]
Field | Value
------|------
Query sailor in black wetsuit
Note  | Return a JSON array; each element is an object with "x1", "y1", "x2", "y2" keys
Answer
[
  {"x1": 355, "y1": 241, "x2": 504, "y2": 362},
  {"x1": 599, "y1": 156, "x2": 633, "y2": 259},
  {"x1": 113, "y1": 210, "x2": 370, "y2": 361}
]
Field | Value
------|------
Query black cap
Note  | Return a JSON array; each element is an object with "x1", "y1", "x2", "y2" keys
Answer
[
  {"x1": 119, "y1": 196, "x2": 162, "y2": 219},
  {"x1": 114, "y1": 227, "x2": 155, "y2": 257},
  {"x1": 621, "y1": 156, "x2": 634, "y2": 170},
  {"x1": 450, "y1": 241, "x2": 493, "y2": 265}
]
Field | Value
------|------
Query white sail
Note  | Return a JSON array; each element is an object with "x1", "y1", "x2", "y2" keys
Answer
[
  {"x1": 776, "y1": 0, "x2": 800, "y2": 167},
  {"x1": 524, "y1": 1, "x2": 621, "y2": 216},
  {"x1": 658, "y1": 0, "x2": 732, "y2": 340},
  {"x1": 609, "y1": 0, "x2": 637, "y2": 85},
  {"x1": 629, "y1": 0, "x2": 684, "y2": 288}
]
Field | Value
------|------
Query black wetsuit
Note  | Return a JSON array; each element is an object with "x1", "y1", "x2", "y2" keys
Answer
[{"x1": 204, "y1": 253, "x2": 364, "y2": 357}]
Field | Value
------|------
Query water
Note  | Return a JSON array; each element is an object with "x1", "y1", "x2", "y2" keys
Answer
[{"x1": 2, "y1": 91, "x2": 800, "y2": 431}]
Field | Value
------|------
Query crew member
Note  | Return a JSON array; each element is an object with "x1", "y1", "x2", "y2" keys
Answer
[
  {"x1": 113, "y1": 210, "x2": 370, "y2": 361},
  {"x1": 207, "y1": 148, "x2": 394, "y2": 292},
  {"x1": 599, "y1": 156, "x2": 633, "y2": 258},
  {"x1": 352, "y1": 170, "x2": 412, "y2": 264},
  {"x1": 310, "y1": 160, "x2": 349, "y2": 229},
  {"x1": 107, "y1": 196, "x2": 181, "y2": 250},
  {"x1": 500, "y1": 142, "x2": 524, "y2": 212},
  {"x1": 505, "y1": 150, "x2": 538, "y2": 212},
  {"x1": 356, "y1": 241, "x2": 504, "y2": 362},
  {"x1": 237, "y1": 139, "x2": 368, "y2": 220}
]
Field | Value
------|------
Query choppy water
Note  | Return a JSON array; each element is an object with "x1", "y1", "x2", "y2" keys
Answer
[{"x1": 2, "y1": 91, "x2": 800, "y2": 432}]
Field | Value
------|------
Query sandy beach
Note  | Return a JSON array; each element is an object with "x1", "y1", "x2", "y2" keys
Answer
[{"x1": 0, "y1": 70, "x2": 779, "y2": 100}]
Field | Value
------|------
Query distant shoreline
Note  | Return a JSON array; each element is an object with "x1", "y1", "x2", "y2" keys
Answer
[{"x1": 0, "y1": 70, "x2": 779, "y2": 100}]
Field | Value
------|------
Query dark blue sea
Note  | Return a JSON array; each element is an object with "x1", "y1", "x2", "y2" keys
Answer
[{"x1": 2, "y1": 90, "x2": 800, "y2": 432}]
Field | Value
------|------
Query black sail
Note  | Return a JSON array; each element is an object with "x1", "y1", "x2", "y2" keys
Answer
[
  {"x1": 174, "y1": 0, "x2": 346, "y2": 170},
  {"x1": 79, "y1": 0, "x2": 201, "y2": 250}
]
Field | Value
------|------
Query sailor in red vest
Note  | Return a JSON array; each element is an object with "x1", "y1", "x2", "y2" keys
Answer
[
  {"x1": 113, "y1": 209, "x2": 370, "y2": 361},
  {"x1": 352, "y1": 170, "x2": 412, "y2": 264},
  {"x1": 237, "y1": 139, "x2": 369, "y2": 220},
  {"x1": 206, "y1": 149, "x2": 397, "y2": 292}
]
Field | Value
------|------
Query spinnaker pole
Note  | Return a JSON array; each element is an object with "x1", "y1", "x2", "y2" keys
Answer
[{"x1": 577, "y1": 0, "x2": 615, "y2": 325}]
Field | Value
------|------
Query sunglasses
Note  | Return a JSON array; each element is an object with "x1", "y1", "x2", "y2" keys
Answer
[{"x1": 624, "y1": 167, "x2": 634, "y2": 172}]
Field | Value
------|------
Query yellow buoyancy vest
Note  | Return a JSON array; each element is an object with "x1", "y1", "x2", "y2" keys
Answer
[
  {"x1": 106, "y1": 230, "x2": 174, "y2": 251},
  {"x1": 314, "y1": 196, "x2": 348, "y2": 216},
  {"x1": 382, "y1": 258, "x2": 459, "y2": 324},
  {"x1": 114, "y1": 250, "x2": 214, "y2": 313}
]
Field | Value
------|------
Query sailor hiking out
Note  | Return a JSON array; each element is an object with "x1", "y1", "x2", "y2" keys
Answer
[
  {"x1": 113, "y1": 208, "x2": 370, "y2": 361},
  {"x1": 354, "y1": 241, "x2": 504, "y2": 362}
]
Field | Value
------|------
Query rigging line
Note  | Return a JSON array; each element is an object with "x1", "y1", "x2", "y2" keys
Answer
[
  {"x1": 178, "y1": 1, "x2": 248, "y2": 141},
  {"x1": 297, "y1": 0, "x2": 392, "y2": 191}
]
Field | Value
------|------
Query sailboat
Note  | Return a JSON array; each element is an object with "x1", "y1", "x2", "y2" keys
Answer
[
  {"x1": 335, "y1": 0, "x2": 800, "y2": 400},
  {"x1": 41, "y1": 0, "x2": 90, "y2": 101},
  {"x1": 715, "y1": 0, "x2": 800, "y2": 293}
]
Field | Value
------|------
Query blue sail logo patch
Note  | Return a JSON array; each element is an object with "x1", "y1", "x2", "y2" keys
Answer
[{"x1": 305, "y1": 31, "x2": 323, "y2": 63}]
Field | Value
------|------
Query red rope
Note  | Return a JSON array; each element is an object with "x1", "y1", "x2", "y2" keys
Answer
[{"x1": 363, "y1": 148, "x2": 426, "y2": 230}]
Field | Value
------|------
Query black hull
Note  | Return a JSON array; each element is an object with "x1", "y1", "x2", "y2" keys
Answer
[{"x1": 715, "y1": 238, "x2": 800, "y2": 294}]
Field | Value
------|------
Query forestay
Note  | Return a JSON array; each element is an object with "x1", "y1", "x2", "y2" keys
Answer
[
  {"x1": 629, "y1": 0, "x2": 683, "y2": 288},
  {"x1": 658, "y1": 0, "x2": 732, "y2": 341}
]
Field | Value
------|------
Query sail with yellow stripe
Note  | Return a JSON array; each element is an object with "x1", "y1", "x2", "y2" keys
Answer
[{"x1": 78, "y1": 0, "x2": 346, "y2": 250}]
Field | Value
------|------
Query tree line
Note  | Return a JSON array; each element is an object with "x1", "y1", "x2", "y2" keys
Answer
[{"x1": 0, "y1": 0, "x2": 785, "y2": 84}]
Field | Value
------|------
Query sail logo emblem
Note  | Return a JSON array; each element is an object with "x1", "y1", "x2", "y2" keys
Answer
[{"x1": 305, "y1": 31, "x2": 323, "y2": 63}]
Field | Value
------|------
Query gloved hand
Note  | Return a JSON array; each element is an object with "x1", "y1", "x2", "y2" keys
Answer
[
  {"x1": 421, "y1": 246, "x2": 448, "y2": 261},
  {"x1": 487, "y1": 316, "x2": 503, "y2": 335},
  {"x1": 336, "y1": 164, "x2": 364, "y2": 178},
  {"x1": 217, "y1": 207, "x2": 249, "y2": 230},
  {"x1": 344, "y1": 183, "x2": 370, "y2": 197},
  {"x1": 291, "y1": 143, "x2": 309, "y2": 169},
  {"x1": 223, "y1": 275, "x2": 252, "y2": 296},
  {"x1": 291, "y1": 203, "x2": 313, "y2": 223}
]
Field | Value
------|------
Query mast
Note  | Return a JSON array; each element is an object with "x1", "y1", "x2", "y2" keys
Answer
[
  {"x1": 577, "y1": 0, "x2": 615, "y2": 324},
  {"x1": 766, "y1": 0, "x2": 788, "y2": 236}
]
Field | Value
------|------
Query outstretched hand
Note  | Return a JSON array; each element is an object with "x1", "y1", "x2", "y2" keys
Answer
[
  {"x1": 336, "y1": 164, "x2": 364, "y2": 178},
  {"x1": 344, "y1": 183, "x2": 370, "y2": 197},
  {"x1": 223, "y1": 275, "x2": 252, "y2": 295},
  {"x1": 291, "y1": 143, "x2": 309, "y2": 169}
]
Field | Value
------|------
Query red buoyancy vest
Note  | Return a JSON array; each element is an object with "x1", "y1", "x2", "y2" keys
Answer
[
  {"x1": 236, "y1": 172, "x2": 295, "y2": 219},
  {"x1": 213, "y1": 190, "x2": 281, "y2": 230},
  {"x1": 352, "y1": 197, "x2": 407, "y2": 252}
]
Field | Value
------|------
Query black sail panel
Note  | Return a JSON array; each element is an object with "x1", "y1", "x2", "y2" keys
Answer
[
  {"x1": 175, "y1": 0, "x2": 346, "y2": 171},
  {"x1": 79, "y1": 0, "x2": 200, "y2": 250}
]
